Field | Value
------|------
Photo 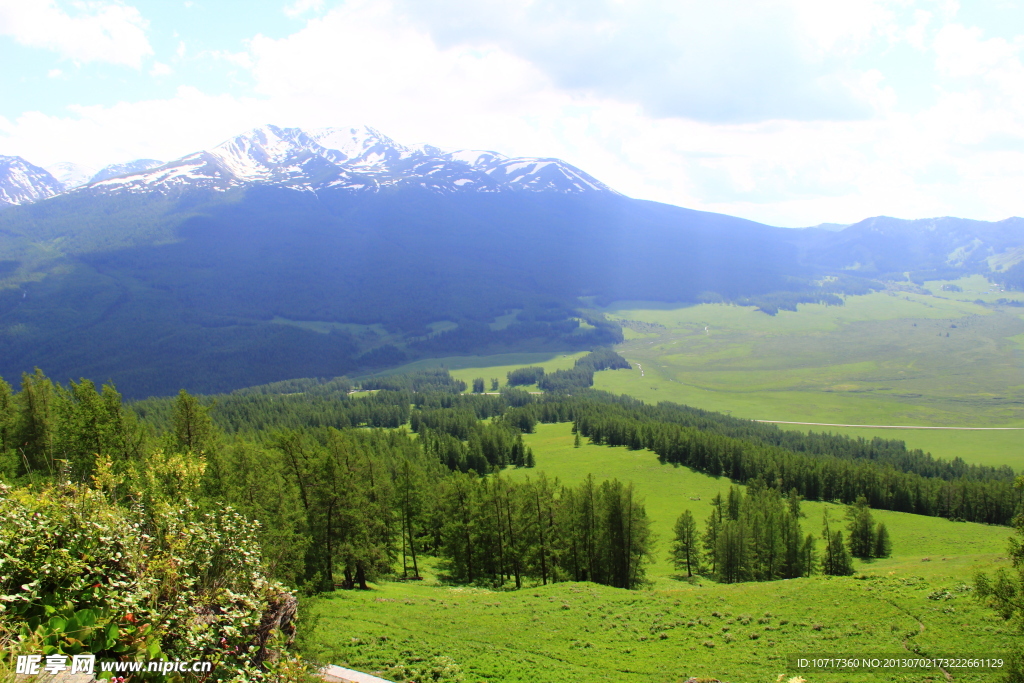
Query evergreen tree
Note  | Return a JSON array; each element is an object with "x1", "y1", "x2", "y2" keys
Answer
[
  {"x1": 846, "y1": 496, "x2": 876, "y2": 559},
  {"x1": 780, "y1": 489, "x2": 806, "y2": 578},
  {"x1": 204, "y1": 438, "x2": 309, "y2": 586},
  {"x1": 472, "y1": 378, "x2": 485, "y2": 394},
  {"x1": 702, "y1": 493, "x2": 724, "y2": 575},
  {"x1": 715, "y1": 519, "x2": 747, "y2": 583},
  {"x1": 172, "y1": 389, "x2": 216, "y2": 454},
  {"x1": 670, "y1": 509, "x2": 700, "y2": 577},
  {"x1": 800, "y1": 533, "x2": 817, "y2": 576},
  {"x1": 395, "y1": 454, "x2": 428, "y2": 579},
  {"x1": 873, "y1": 522, "x2": 892, "y2": 558},
  {"x1": 15, "y1": 368, "x2": 55, "y2": 475},
  {"x1": 822, "y1": 511, "x2": 855, "y2": 576}
]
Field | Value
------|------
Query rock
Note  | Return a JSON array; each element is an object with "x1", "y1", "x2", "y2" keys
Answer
[{"x1": 251, "y1": 591, "x2": 298, "y2": 665}]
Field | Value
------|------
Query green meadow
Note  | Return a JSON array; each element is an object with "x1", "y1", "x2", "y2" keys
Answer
[
  {"x1": 511, "y1": 424, "x2": 1013, "y2": 583},
  {"x1": 305, "y1": 423, "x2": 1017, "y2": 683},
  {"x1": 381, "y1": 351, "x2": 587, "y2": 391},
  {"x1": 594, "y1": 285, "x2": 1024, "y2": 470}
]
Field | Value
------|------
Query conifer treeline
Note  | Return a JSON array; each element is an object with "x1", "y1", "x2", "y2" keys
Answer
[
  {"x1": 434, "y1": 473, "x2": 652, "y2": 589},
  {"x1": 567, "y1": 395, "x2": 1013, "y2": 483},
  {"x1": 571, "y1": 403, "x2": 1019, "y2": 524}
]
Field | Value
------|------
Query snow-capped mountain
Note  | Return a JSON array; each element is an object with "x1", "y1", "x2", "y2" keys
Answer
[
  {"x1": 46, "y1": 162, "x2": 97, "y2": 190},
  {"x1": 0, "y1": 156, "x2": 65, "y2": 206},
  {"x1": 90, "y1": 159, "x2": 164, "y2": 184},
  {"x1": 84, "y1": 124, "x2": 616, "y2": 197}
]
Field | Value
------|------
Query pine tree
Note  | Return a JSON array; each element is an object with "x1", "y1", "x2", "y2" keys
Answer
[
  {"x1": 822, "y1": 510, "x2": 855, "y2": 576},
  {"x1": 846, "y1": 496, "x2": 876, "y2": 559},
  {"x1": 172, "y1": 389, "x2": 215, "y2": 454},
  {"x1": 15, "y1": 368, "x2": 56, "y2": 475},
  {"x1": 472, "y1": 378, "x2": 485, "y2": 394},
  {"x1": 873, "y1": 522, "x2": 892, "y2": 558},
  {"x1": 702, "y1": 493, "x2": 724, "y2": 575},
  {"x1": 670, "y1": 510, "x2": 700, "y2": 577},
  {"x1": 800, "y1": 533, "x2": 817, "y2": 576}
]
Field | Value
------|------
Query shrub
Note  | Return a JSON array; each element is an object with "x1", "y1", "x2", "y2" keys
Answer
[{"x1": 0, "y1": 454, "x2": 310, "y2": 683}]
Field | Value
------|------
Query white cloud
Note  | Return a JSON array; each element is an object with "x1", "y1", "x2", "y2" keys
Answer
[
  {"x1": 0, "y1": 0, "x2": 153, "y2": 68},
  {"x1": 0, "y1": 87, "x2": 272, "y2": 169},
  {"x1": 2, "y1": 0, "x2": 1024, "y2": 227},
  {"x1": 149, "y1": 61, "x2": 172, "y2": 77},
  {"x1": 209, "y1": 49, "x2": 253, "y2": 69},
  {"x1": 284, "y1": 0, "x2": 324, "y2": 19},
  {"x1": 389, "y1": 0, "x2": 891, "y2": 122}
]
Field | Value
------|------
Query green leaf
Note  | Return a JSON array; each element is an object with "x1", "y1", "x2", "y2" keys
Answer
[{"x1": 75, "y1": 608, "x2": 98, "y2": 627}]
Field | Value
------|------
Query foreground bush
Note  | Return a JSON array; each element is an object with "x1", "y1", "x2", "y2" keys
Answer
[{"x1": 0, "y1": 451, "x2": 314, "y2": 683}]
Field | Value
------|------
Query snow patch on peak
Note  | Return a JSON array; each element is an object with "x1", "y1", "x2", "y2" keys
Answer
[
  {"x1": 46, "y1": 162, "x2": 97, "y2": 190},
  {"x1": 1, "y1": 156, "x2": 64, "y2": 206},
  {"x1": 90, "y1": 159, "x2": 164, "y2": 184},
  {"x1": 310, "y1": 126, "x2": 397, "y2": 161},
  {"x1": 208, "y1": 124, "x2": 323, "y2": 181},
  {"x1": 446, "y1": 150, "x2": 507, "y2": 168}
]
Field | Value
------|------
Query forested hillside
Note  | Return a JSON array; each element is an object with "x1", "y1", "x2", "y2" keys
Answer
[{"x1": 0, "y1": 183, "x2": 864, "y2": 397}]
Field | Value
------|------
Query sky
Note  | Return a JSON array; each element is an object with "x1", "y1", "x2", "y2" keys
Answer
[{"x1": 1, "y1": 0, "x2": 1023, "y2": 227}]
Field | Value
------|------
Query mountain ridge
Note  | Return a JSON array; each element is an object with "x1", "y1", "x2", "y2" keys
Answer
[{"x1": 1, "y1": 124, "x2": 615, "y2": 207}]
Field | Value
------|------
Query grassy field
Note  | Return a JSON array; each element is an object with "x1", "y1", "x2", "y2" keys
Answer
[
  {"x1": 304, "y1": 423, "x2": 1017, "y2": 683},
  {"x1": 379, "y1": 351, "x2": 587, "y2": 391},
  {"x1": 592, "y1": 284, "x2": 1024, "y2": 470}
]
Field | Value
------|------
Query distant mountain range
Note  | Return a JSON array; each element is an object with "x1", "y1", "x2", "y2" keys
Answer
[
  {"x1": 1, "y1": 125, "x2": 1023, "y2": 397},
  {"x1": 1, "y1": 125, "x2": 610, "y2": 206}
]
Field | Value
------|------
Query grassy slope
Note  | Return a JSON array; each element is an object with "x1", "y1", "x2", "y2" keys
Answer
[
  {"x1": 511, "y1": 424, "x2": 1012, "y2": 583},
  {"x1": 306, "y1": 423, "x2": 1016, "y2": 683},
  {"x1": 307, "y1": 576, "x2": 1016, "y2": 683}
]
